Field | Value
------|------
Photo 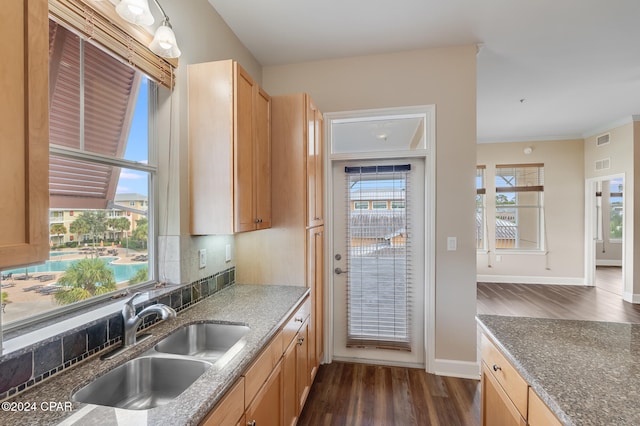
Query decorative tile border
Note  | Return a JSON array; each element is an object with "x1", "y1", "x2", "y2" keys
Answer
[{"x1": 0, "y1": 267, "x2": 235, "y2": 401}]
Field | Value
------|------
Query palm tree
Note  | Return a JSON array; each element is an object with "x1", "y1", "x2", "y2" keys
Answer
[
  {"x1": 132, "y1": 217, "x2": 148, "y2": 250},
  {"x1": 128, "y1": 267, "x2": 148, "y2": 285},
  {"x1": 50, "y1": 223, "x2": 67, "y2": 247},
  {"x1": 70, "y1": 211, "x2": 108, "y2": 254},
  {"x1": 70, "y1": 215, "x2": 91, "y2": 248},
  {"x1": 108, "y1": 216, "x2": 131, "y2": 255},
  {"x1": 54, "y1": 258, "x2": 117, "y2": 305}
]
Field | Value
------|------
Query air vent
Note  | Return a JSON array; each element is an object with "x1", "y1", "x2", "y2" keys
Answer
[
  {"x1": 595, "y1": 158, "x2": 610, "y2": 171},
  {"x1": 596, "y1": 133, "x2": 610, "y2": 147}
]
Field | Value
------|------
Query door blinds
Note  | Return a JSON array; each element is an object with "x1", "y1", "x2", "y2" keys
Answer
[{"x1": 344, "y1": 165, "x2": 412, "y2": 351}]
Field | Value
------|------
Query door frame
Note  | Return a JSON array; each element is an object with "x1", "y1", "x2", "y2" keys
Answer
[
  {"x1": 584, "y1": 173, "x2": 626, "y2": 295},
  {"x1": 323, "y1": 105, "x2": 436, "y2": 373}
]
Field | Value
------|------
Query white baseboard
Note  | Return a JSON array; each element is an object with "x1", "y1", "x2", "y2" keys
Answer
[
  {"x1": 623, "y1": 292, "x2": 640, "y2": 304},
  {"x1": 595, "y1": 260, "x2": 623, "y2": 267},
  {"x1": 331, "y1": 356, "x2": 424, "y2": 370},
  {"x1": 433, "y1": 359, "x2": 480, "y2": 380},
  {"x1": 477, "y1": 274, "x2": 585, "y2": 286}
]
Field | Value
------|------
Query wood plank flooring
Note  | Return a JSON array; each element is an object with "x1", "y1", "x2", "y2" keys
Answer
[
  {"x1": 298, "y1": 362, "x2": 480, "y2": 426},
  {"x1": 301, "y1": 267, "x2": 638, "y2": 426}
]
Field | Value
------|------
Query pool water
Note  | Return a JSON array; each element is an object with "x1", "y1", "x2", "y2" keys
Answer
[{"x1": 2, "y1": 256, "x2": 146, "y2": 284}]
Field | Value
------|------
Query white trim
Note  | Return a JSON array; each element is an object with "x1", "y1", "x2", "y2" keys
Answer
[
  {"x1": 324, "y1": 105, "x2": 436, "y2": 374},
  {"x1": 477, "y1": 134, "x2": 583, "y2": 144},
  {"x1": 477, "y1": 275, "x2": 585, "y2": 285},
  {"x1": 623, "y1": 291, "x2": 640, "y2": 304},
  {"x1": 331, "y1": 356, "x2": 424, "y2": 370},
  {"x1": 595, "y1": 260, "x2": 623, "y2": 267},
  {"x1": 433, "y1": 358, "x2": 480, "y2": 380}
]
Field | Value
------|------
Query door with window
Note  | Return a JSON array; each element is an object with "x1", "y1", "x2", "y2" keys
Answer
[{"x1": 332, "y1": 159, "x2": 425, "y2": 366}]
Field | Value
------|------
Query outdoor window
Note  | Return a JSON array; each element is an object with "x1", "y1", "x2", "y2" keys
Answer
[
  {"x1": 372, "y1": 201, "x2": 388, "y2": 209},
  {"x1": 0, "y1": 21, "x2": 156, "y2": 326},
  {"x1": 609, "y1": 178, "x2": 623, "y2": 241},
  {"x1": 495, "y1": 164, "x2": 544, "y2": 250},
  {"x1": 354, "y1": 201, "x2": 370, "y2": 210},
  {"x1": 391, "y1": 201, "x2": 406, "y2": 209},
  {"x1": 345, "y1": 165, "x2": 412, "y2": 350},
  {"x1": 476, "y1": 166, "x2": 486, "y2": 250}
]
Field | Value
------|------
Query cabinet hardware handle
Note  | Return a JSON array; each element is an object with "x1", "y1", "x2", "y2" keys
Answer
[
  {"x1": 294, "y1": 317, "x2": 303, "y2": 323},
  {"x1": 492, "y1": 364, "x2": 501, "y2": 372},
  {"x1": 247, "y1": 421, "x2": 256, "y2": 426},
  {"x1": 297, "y1": 337, "x2": 305, "y2": 345},
  {"x1": 254, "y1": 219, "x2": 260, "y2": 223},
  {"x1": 315, "y1": 217, "x2": 321, "y2": 220}
]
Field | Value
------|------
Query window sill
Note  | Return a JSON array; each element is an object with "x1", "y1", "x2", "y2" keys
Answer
[{"x1": 495, "y1": 249, "x2": 546, "y2": 255}]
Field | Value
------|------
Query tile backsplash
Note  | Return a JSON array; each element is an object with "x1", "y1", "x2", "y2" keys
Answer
[{"x1": 0, "y1": 267, "x2": 235, "y2": 401}]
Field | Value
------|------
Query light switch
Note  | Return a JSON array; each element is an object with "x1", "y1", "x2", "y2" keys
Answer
[
  {"x1": 447, "y1": 237, "x2": 457, "y2": 251},
  {"x1": 198, "y1": 249, "x2": 206, "y2": 269},
  {"x1": 225, "y1": 244, "x2": 232, "y2": 262}
]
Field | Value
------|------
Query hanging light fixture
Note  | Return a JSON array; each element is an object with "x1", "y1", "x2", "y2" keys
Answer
[{"x1": 116, "y1": 0, "x2": 182, "y2": 59}]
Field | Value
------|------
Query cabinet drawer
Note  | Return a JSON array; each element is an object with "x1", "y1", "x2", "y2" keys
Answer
[
  {"x1": 528, "y1": 388, "x2": 562, "y2": 426},
  {"x1": 480, "y1": 334, "x2": 528, "y2": 418},
  {"x1": 281, "y1": 297, "x2": 311, "y2": 352},
  {"x1": 200, "y1": 377, "x2": 244, "y2": 426},
  {"x1": 244, "y1": 331, "x2": 282, "y2": 408}
]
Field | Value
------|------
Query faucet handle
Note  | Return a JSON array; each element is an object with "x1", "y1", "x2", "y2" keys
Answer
[{"x1": 125, "y1": 292, "x2": 143, "y2": 307}]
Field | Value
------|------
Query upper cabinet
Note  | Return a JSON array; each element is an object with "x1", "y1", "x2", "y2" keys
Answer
[
  {"x1": 188, "y1": 60, "x2": 271, "y2": 234},
  {"x1": 0, "y1": 0, "x2": 49, "y2": 269},
  {"x1": 306, "y1": 99, "x2": 324, "y2": 228}
]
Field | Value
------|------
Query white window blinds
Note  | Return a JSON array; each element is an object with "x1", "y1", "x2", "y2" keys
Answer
[{"x1": 345, "y1": 165, "x2": 412, "y2": 351}]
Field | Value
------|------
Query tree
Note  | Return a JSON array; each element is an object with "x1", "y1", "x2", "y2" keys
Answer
[
  {"x1": 50, "y1": 223, "x2": 67, "y2": 247},
  {"x1": 54, "y1": 258, "x2": 117, "y2": 305},
  {"x1": 128, "y1": 267, "x2": 148, "y2": 286},
  {"x1": 132, "y1": 217, "x2": 148, "y2": 249},
  {"x1": 70, "y1": 211, "x2": 108, "y2": 255},
  {"x1": 108, "y1": 216, "x2": 131, "y2": 255},
  {"x1": 1, "y1": 291, "x2": 9, "y2": 305}
]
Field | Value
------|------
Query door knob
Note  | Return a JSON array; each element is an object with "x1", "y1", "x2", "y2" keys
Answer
[{"x1": 334, "y1": 267, "x2": 347, "y2": 275}]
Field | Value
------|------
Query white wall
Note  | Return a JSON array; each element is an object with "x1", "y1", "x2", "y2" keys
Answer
[
  {"x1": 155, "y1": 0, "x2": 262, "y2": 284},
  {"x1": 263, "y1": 46, "x2": 478, "y2": 374},
  {"x1": 477, "y1": 139, "x2": 585, "y2": 284}
]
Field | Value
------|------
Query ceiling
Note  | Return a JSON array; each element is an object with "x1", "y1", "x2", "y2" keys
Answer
[{"x1": 207, "y1": 0, "x2": 640, "y2": 143}]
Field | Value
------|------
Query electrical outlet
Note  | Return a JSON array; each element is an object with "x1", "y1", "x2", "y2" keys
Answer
[
  {"x1": 198, "y1": 249, "x2": 206, "y2": 269},
  {"x1": 225, "y1": 244, "x2": 232, "y2": 262}
]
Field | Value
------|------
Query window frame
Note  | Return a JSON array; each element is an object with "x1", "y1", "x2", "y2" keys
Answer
[
  {"x1": 495, "y1": 164, "x2": 545, "y2": 252},
  {"x1": 3, "y1": 21, "x2": 159, "y2": 333},
  {"x1": 476, "y1": 165, "x2": 486, "y2": 251}
]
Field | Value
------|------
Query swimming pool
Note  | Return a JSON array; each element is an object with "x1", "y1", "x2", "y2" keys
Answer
[
  {"x1": 49, "y1": 251, "x2": 80, "y2": 257},
  {"x1": 2, "y1": 256, "x2": 146, "y2": 284}
]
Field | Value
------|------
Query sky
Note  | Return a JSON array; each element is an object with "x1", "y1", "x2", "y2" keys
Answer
[{"x1": 118, "y1": 77, "x2": 150, "y2": 197}]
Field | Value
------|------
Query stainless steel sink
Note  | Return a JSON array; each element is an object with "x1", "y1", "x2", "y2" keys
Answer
[
  {"x1": 72, "y1": 357, "x2": 211, "y2": 410},
  {"x1": 154, "y1": 322, "x2": 250, "y2": 360}
]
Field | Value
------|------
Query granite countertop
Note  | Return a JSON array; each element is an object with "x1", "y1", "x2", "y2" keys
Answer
[
  {"x1": 0, "y1": 284, "x2": 309, "y2": 426},
  {"x1": 477, "y1": 314, "x2": 640, "y2": 426}
]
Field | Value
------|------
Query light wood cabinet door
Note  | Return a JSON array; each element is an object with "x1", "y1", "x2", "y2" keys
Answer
[
  {"x1": 254, "y1": 86, "x2": 272, "y2": 230},
  {"x1": 307, "y1": 226, "x2": 324, "y2": 379},
  {"x1": 0, "y1": 0, "x2": 49, "y2": 270},
  {"x1": 200, "y1": 378, "x2": 245, "y2": 426},
  {"x1": 481, "y1": 363, "x2": 527, "y2": 426},
  {"x1": 528, "y1": 388, "x2": 562, "y2": 426},
  {"x1": 296, "y1": 320, "x2": 310, "y2": 413},
  {"x1": 188, "y1": 60, "x2": 271, "y2": 235},
  {"x1": 234, "y1": 65, "x2": 257, "y2": 233},
  {"x1": 282, "y1": 337, "x2": 298, "y2": 426},
  {"x1": 245, "y1": 360, "x2": 283, "y2": 426},
  {"x1": 306, "y1": 98, "x2": 324, "y2": 228}
]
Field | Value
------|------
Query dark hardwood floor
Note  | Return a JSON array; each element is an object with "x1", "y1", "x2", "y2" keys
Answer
[
  {"x1": 301, "y1": 268, "x2": 638, "y2": 425},
  {"x1": 298, "y1": 362, "x2": 480, "y2": 426}
]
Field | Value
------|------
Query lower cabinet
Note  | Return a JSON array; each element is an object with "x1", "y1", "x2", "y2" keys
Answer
[
  {"x1": 480, "y1": 333, "x2": 562, "y2": 426},
  {"x1": 202, "y1": 296, "x2": 313, "y2": 426},
  {"x1": 245, "y1": 360, "x2": 283, "y2": 426}
]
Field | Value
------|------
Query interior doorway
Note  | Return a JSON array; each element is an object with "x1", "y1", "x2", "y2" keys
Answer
[{"x1": 585, "y1": 174, "x2": 625, "y2": 297}]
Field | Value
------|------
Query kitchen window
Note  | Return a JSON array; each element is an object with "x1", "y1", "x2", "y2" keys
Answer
[
  {"x1": 495, "y1": 164, "x2": 544, "y2": 250},
  {"x1": 0, "y1": 20, "x2": 157, "y2": 328}
]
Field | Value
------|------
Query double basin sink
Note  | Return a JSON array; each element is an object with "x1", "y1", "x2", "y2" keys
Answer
[{"x1": 72, "y1": 322, "x2": 250, "y2": 410}]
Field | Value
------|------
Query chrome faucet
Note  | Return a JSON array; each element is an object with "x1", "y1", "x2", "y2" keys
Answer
[{"x1": 122, "y1": 292, "x2": 176, "y2": 347}]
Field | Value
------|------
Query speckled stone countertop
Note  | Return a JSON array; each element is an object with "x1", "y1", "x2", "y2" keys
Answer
[
  {"x1": 477, "y1": 314, "x2": 640, "y2": 426},
  {"x1": 0, "y1": 284, "x2": 308, "y2": 426}
]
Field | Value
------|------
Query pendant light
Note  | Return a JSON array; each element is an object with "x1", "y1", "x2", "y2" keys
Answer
[{"x1": 116, "y1": 0, "x2": 182, "y2": 59}]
